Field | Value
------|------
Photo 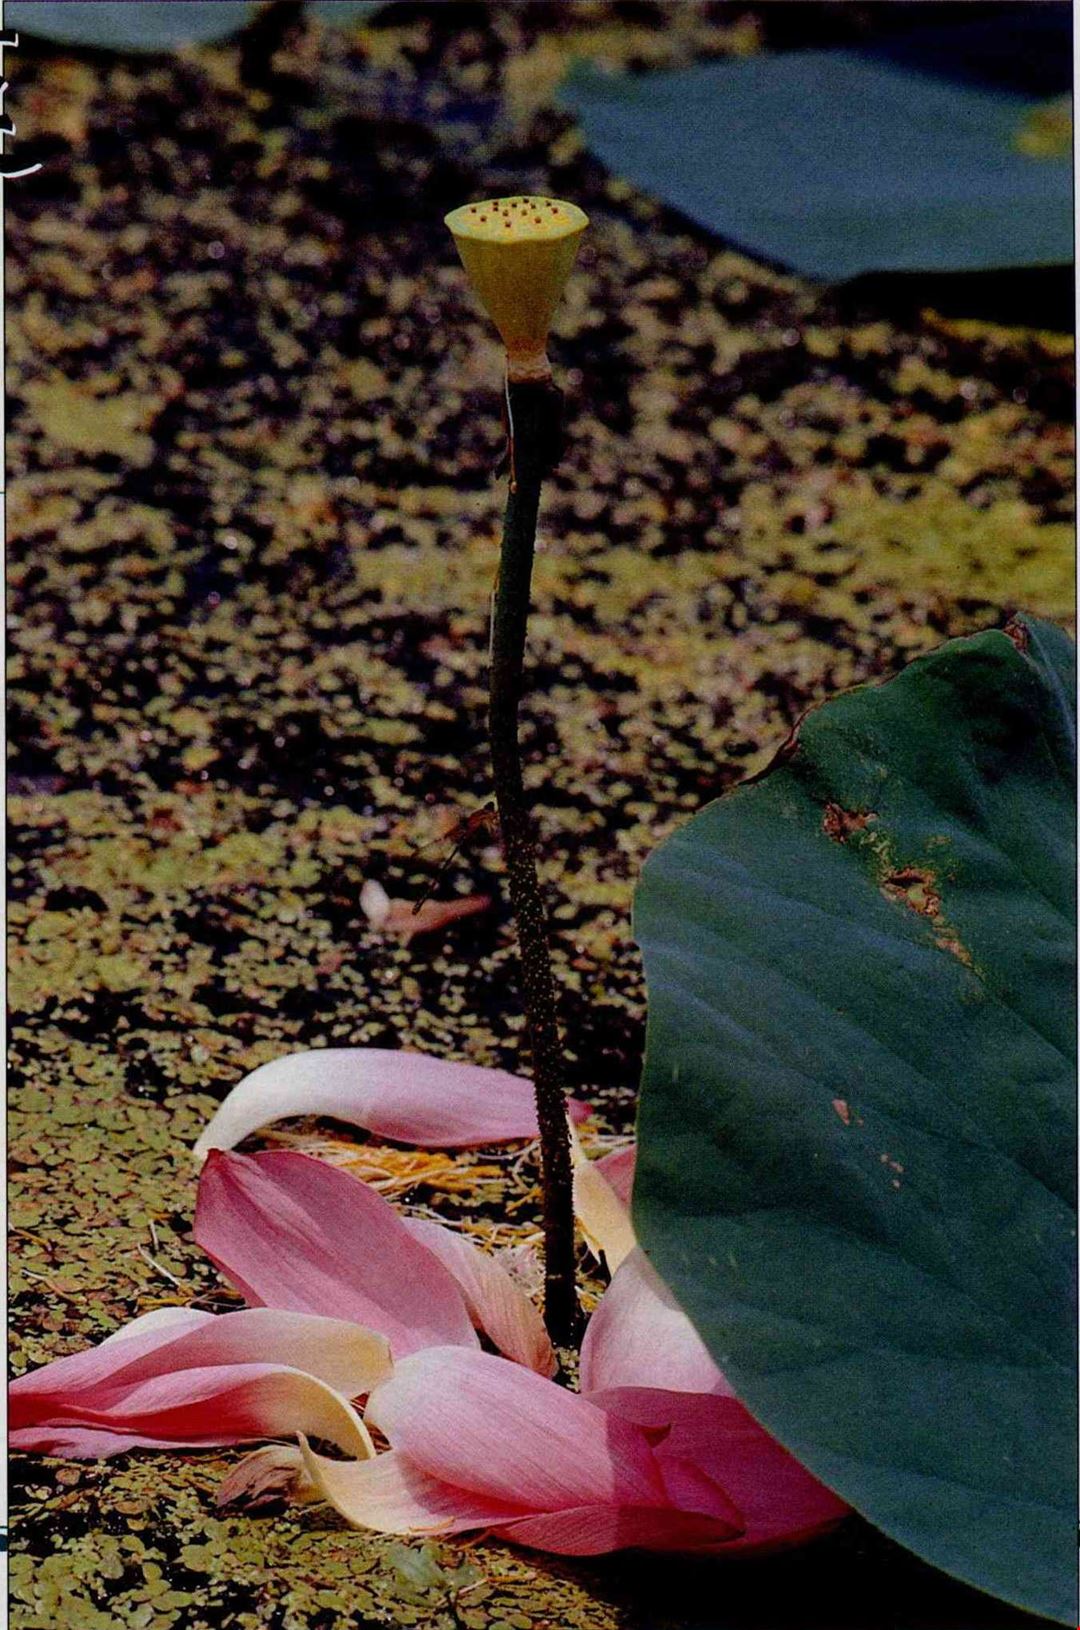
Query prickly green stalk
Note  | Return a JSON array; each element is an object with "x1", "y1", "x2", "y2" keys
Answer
[{"x1": 489, "y1": 378, "x2": 579, "y2": 1348}]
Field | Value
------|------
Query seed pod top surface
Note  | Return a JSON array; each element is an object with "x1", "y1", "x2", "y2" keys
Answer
[{"x1": 445, "y1": 196, "x2": 588, "y2": 380}]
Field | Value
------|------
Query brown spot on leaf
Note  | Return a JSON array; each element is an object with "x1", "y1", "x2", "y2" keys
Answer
[
  {"x1": 882, "y1": 866, "x2": 941, "y2": 918},
  {"x1": 880, "y1": 867, "x2": 974, "y2": 964},
  {"x1": 1003, "y1": 615, "x2": 1030, "y2": 652},
  {"x1": 932, "y1": 932, "x2": 974, "y2": 967},
  {"x1": 822, "y1": 803, "x2": 875, "y2": 843}
]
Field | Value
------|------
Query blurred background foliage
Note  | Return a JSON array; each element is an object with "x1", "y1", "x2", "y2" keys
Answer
[{"x1": 10, "y1": 1, "x2": 1071, "y2": 285}]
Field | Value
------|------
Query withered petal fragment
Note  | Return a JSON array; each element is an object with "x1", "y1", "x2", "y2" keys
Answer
[
  {"x1": 217, "y1": 1442, "x2": 318, "y2": 1512},
  {"x1": 361, "y1": 879, "x2": 492, "y2": 944}
]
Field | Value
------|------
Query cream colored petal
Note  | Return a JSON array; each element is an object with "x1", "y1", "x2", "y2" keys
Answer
[
  {"x1": 569, "y1": 1121, "x2": 637, "y2": 1273},
  {"x1": 299, "y1": 1441, "x2": 517, "y2": 1535}
]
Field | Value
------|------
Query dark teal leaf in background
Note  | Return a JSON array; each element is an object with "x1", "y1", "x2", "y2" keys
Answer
[
  {"x1": 561, "y1": 46, "x2": 1072, "y2": 280},
  {"x1": 634, "y1": 618, "x2": 1076, "y2": 1623},
  {"x1": 309, "y1": 1, "x2": 384, "y2": 21},
  {"x1": 6, "y1": 1, "x2": 384, "y2": 51},
  {"x1": 6, "y1": 2, "x2": 257, "y2": 50}
]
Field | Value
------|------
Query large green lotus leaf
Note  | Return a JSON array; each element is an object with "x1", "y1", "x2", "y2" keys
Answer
[
  {"x1": 633, "y1": 617, "x2": 1076, "y2": 1624},
  {"x1": 560, "y1": 39, "x2": 1072, "y2": 280}
]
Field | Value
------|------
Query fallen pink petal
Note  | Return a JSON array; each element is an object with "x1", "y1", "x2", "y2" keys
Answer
[
  {"x1": 300, "y1": 1343, "x2": 747, "y2": 1556},
  {"x1": 401, "y1": 1215, "x2": 556, "y2": 1377},
  {"x1": 192, "y1": 1047, "x2": 589, "y2": 1159},
  {"x1": 595, "y1": 1144, "x2": 636, "y2": 1204},
  {"x1": 194, "y1": 1148, "x2": 481, "y2": 1358},
  {"x1": 11, "y1": 1305, "x2": 386, "y2": 1460},
  {"x1": 578, "y1": 1246, "x2": 736, "y2": 1397},
  {"x1": 13, "y1": 1047, "x2": 848, "y2": 1561}
]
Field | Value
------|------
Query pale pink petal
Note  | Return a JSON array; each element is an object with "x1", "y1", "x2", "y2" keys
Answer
[
  {"x1": 93, "y1": 1306, "x2": 212, "y2": 1345},
  {"x1": 299, "y1": 1443, "x2": 522, "y2": 1536},
  {"x1": 593, "y1": 1388, "x2": 849, "y2": 1553},
  {"x1": 13, "y1": 1307, "x2": 389, "y2": 1412},
  {"x1": 11, "y1": 1307, "x2": 389, "y2": 1459},
  {"x1": 595, "y1": 1145, "x2": 635, "y2": 1206},
  {"x1": 13, "y1": 1362, "x2": 373, "y2": 1460},
  {"x1": 194, "y1": 1150, "x2": 478, "y2": 1356},
  {"x1": 306, "y1": 1348, "x2": 745, "y2": 1553},
  {"x1": 498, "y1": 1502, "x2": 741, "y2": 1555},
  {"x1": 12, "y1": 1425, "x2": 191, "y2": 1458},
  {"x1": 9, "y1": 1307, "x2": 214, "y2": 1406},
  {"x1": 193, "y1": 1048, "x2": 589, "y2": 1159},
  {"x1": 366, "y1": 1346, "x2": 666, "y2": 1512},
  {"x1": 148, "y1": 1307, "x2": 391, "y2": 1394},
  {"x1": 402, "y1": 1218, "x2": 555, "y2": 1377},
  {"x1": 580, "y1": 1248, "x2": 732, "y2": 1397},
  {"x1": 570, "y1": 1124, "x2": 636, "y2": 1272},
  {"x1": 301, "y1": 1444, "x2": 742, "y2": 1554}
]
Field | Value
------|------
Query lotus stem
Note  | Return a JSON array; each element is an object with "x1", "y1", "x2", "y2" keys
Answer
[
  {"x1": 445, "y1": 195, "x2": 589, "y2": 1351},
  {"x1": 489, "y1": 378, "x2": 580, "y2": 1350}
]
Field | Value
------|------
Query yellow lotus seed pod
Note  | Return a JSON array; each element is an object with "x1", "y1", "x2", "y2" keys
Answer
[{"x1": 445, "y1": 196, "x2": 588, "y2": 381}]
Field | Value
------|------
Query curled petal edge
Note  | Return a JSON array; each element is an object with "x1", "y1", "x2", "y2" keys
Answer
[{"x1": 194, "y1": 1047, "x2": 590, "y2": 1161}]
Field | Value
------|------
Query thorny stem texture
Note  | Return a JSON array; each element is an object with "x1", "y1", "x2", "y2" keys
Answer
[{"x1": 489, "y1": 378, "x2": 581, "y2": 1349}]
